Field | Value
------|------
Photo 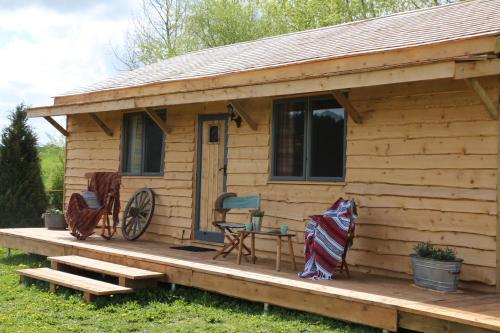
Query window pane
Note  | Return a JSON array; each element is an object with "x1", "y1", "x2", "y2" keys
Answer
[
  {"x1": 143, "y1": 115, "x2": 164, "y2": 173},
  {"x1": 309, "y1": 99, "x2": 345, "y2": 178},
  {"x1": 274, "y1": 101, "x2": 305, "y2": 177},
  {"x1": 122, "y1": 114, "x2": 143, "y2": 174}
]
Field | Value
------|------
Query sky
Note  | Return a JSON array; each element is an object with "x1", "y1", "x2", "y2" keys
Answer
[{"x1": 0, "y1": 0, "x2": 139, "y2": 145}]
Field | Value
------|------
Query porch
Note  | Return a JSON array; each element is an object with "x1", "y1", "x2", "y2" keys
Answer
[{"x1": 1, "y1": 228, "x2": 499, "y2": 332}]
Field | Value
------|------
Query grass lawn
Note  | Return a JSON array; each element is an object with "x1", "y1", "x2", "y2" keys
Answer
[{"x1": 0, "y1": 248, "x2": 377, "y2": 333}]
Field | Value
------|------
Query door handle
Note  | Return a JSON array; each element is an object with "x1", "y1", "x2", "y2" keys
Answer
[{"x1": 219, "y1": 165, "x2": 227, "y2": 174}]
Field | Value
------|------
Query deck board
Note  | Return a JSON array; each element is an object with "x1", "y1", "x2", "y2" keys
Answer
[{"x1": 2, "y1": 228, "x2": 500, "y2": 332}]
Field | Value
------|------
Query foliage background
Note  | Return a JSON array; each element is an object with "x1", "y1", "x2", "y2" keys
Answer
[{"x1": 114, "y1": 0, "x2": 455, "y2": 70}]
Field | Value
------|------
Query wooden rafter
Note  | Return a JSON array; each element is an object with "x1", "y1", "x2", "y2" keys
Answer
[
  {"x1": 88, "y1": 113, "x2": 113, "y2": 136},
  {"x1": 43, "y1": 116, "x2": 68, "y2": 137},
  {"x1": 144, "y1": 109, "x2": 171, "y2": 134},
  {"x1": 465, "y1": 78, "x2": 498, "y2": 119},
  {"x1": 332, "y1": 91, "x2": 362, "y2": 124},
  {"x1": 455, "y1": 58, "x2": 500, "y2": 79},
  {"x1": 228, "y1": 100, "x2": 258, "y2": 130}
]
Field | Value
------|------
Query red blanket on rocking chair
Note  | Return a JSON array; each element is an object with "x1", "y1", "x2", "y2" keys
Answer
[{"x1": 65, "y1": 172, "x2": 121, "y2": 240}]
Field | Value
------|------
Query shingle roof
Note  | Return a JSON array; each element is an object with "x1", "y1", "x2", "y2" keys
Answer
[{"x1": 66, "y1": 0, "x2": 500, "y2": 96}]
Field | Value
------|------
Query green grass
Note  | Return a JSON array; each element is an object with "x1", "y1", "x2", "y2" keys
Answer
[{"x1": 0, "y1": 248, "x2": 376, "y2": 333}]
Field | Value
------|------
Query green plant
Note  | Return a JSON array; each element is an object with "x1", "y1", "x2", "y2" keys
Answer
[
  {"x1": 250, "y1": 209, "x2": 265, "y2": 217},
  {"x1": 0, "y1": 104, "x2": 47, "y2": 228},
  {"x1": 45, "y1": 209, "x2": 63, "y2": 215},
  {"x1": 413, "y1": 242, "x2": 457, "y2": 261}
]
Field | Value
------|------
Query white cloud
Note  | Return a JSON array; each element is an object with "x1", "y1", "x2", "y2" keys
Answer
[{"x1": 0, "y1": 1, "x2": 138, "y2": 144}]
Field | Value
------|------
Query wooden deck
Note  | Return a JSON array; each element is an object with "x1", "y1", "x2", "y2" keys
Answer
[{"x1": 1, "y1": 228, "x2": 500, "y2": 333}]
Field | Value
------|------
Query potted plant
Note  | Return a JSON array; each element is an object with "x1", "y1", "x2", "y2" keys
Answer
[
  {"x1": 411, "y1": 242, "x2": 462, "y2": 292},
  {"x1": 250, "y1": 210, "x2": 265, "y2": 232},
  {"x1": 43, "y1": 208, "x2": 67, "y2": 230}
]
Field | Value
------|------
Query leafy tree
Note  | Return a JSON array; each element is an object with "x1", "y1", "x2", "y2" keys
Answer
[
  {"x1": 114, "y1": 0, "x2": 191, "y2": 70},
  {"x1": 114, "y1": 0, "x2": 455, "y2": 69},
  {"x1": 0, "y1": 104, "x2": 47, "y2": 228},
  {"x1": 185, "y1": 0, "x2": 264, "y2": 49}
]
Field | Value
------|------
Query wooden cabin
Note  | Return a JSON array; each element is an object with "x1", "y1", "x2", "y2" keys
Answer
[{"x1": 3, "y1": 0, "x2": 500, "y2": 331}]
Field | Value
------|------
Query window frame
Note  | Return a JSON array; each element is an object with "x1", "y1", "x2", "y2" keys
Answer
[
  {"x1": 120, "y1": 111, "x2": 166, "y2": 177},
  {"x1": 271, "y1": 95, "x2": 346, "y2": 182}
]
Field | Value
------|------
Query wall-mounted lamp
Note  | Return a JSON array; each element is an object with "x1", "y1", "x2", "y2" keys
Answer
[{"x1": 227, "y1": 103, "x2": 242, "y2": 128}]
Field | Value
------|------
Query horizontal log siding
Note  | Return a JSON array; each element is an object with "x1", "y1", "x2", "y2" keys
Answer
[
  {"x1": 223, "y1": 77, "x2": 499, "y2": 287},
  {"x1": 64, "y1": 77, "x2": 499, "y2": 287}
]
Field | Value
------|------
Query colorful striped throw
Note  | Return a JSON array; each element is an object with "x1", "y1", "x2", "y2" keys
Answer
[{"x1": 298, "y1": 198, "x2": 358, "y2": 280}]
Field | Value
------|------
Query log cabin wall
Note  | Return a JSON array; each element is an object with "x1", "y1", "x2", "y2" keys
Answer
[{"x1": 64, "y1": 76, "x2": 499, "y2": 289}]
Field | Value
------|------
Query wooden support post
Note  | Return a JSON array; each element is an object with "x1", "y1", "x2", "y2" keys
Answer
[
  {"x1": 88, "y1": 113, "x2": 113, "y2": 136},
  {"x1": 497, "y1": 97, "x2": 500, "y2": 293},
  {"x1": 229, "y1": 100, "x2": 258, "y2": 130},
  {"x1": 287, "y1": 236, "x2": 296, "y2": 270},
  {"x1": 276, "y1": 236, "x2": 281, "y2": 272},
  {"x1": 170, "y1": 283, "x2": 176, "y2": 291},
  {"x1": 6, "y1": 248, "x2": 10, "y2": 257},
  {"x1": 43, "y1": 116, "x2": 69, "y2": 137},
  {"x1": 144, "y1": 109, "x2": 171, "y2": 134},
  {"x1": 332, "y1": 91, "x2": 362, "y2": 124},
  {"x1": 465, "y1": 78, "x2": 498, "y2": 119},
  {"x1": 49, "y1": 283, "x2": 56, "y2": 293},
  {"x1": 263, "y1": 303, "x2": 269, "y2": 315},
  {"x1": 83, "y1": 292, "x2": 94, "y2": 303},
  {"x1": 118, "y1": 276, "x2": 126, "y2": 287}
]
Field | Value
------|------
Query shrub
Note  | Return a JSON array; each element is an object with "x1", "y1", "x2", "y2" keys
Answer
[
  {"x1": 0, "y1": 104, "x2": 47, "y2": 227},
  {"x1": 413, "y1": 242, "x2": 457, "y2": 261}
]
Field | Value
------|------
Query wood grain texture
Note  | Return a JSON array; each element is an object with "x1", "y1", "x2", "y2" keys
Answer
[{"x1": 62, "y1": 77, "x2": 500, "y2": 288}]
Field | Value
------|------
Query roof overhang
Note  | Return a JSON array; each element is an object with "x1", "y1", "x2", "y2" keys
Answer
[{"x1": 28, "y1": 35, "x2": 500, "y2": 118}]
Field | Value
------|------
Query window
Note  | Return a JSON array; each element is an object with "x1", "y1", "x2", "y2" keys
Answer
[
  {"x1": 272, "y1": 96, "x2": 346, "y2": 181},
  {"x1": 122, "y1": 111, "x2": 165, "y2": 175}
]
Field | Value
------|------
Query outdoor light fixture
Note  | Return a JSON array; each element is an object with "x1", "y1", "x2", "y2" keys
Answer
[{"x1": 227, "y1": 103, "x2": 242, "y2": 128}]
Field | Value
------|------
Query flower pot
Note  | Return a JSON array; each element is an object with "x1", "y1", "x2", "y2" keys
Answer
[
  {"x1": 411, "y1": 254, "x2": 462, "y2": 292},
  {"x1": 251, "y1": 216, "x2": 262, "y2": 232},
  {"x1": 44, "y1": 214, "x2": 67, "y2": 230}
]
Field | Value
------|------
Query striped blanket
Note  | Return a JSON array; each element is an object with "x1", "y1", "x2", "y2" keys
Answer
[{"x1": 298, "y1": 198, "x2": 358, "y2": 280}]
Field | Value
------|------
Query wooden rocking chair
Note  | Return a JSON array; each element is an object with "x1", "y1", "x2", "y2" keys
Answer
[{"x1": 65, "y1": 172, "x2": 121, "y2": 240}]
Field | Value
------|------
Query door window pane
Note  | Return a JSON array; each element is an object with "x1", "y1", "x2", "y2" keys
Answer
[
  {"x1": 310, "y1": 99, "x2": 345, "y2": 178},
  {"x1": 273, "y1": 101, "x2": 305, "y2": 177}
]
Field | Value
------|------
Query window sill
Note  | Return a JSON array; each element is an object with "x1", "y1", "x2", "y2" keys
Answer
[
  {"x1": 121, "y1": 174, "x2": 164, "y2": 178},
  {"x1": 267, "y1": 180, "x2": 346, "y2": 186}
]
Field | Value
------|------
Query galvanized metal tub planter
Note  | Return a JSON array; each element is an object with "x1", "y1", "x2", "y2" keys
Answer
[
  {"x1": 44, "y1": 214, "x2": 67, "y2": 230},
  {"x1": 411, "y1": 254, "x2": 463, "y2": 292}
]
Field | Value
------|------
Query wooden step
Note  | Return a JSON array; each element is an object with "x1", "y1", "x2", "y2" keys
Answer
[
  {"x1": 18, "y1": 267, "x2": 132, "y2": 302},
  {"x1": 49, "y1": 255, "x2": 165, "y2": 279},
  {"x1": 48, "y1": 255, "x2": 165, "y2": 288}
]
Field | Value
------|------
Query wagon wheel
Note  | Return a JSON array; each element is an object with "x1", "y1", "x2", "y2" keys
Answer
[{"x1": 122, "y1": 188, "x2": 155, "y2": 241}]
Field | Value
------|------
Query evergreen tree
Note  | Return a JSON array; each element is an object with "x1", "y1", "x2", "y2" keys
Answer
[{"x1": 0, "y1": 104, "x2": 47, "y2": 227}]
